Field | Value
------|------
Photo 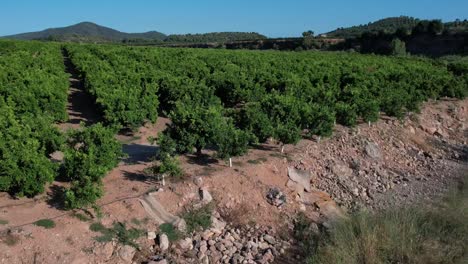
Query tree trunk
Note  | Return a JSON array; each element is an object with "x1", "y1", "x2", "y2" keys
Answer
[
  {"x1": 281, "y1": 145, "x2": 284, "y2": 153},
  {"x1": 162, "y1": 174, "x2": 166, "y2": 186},
  {"x1": 368, "y1": 121, "x2": 371, "y2": 127},
  {"x1": 229, "y1": 157, "x2": 232, "y2": 168},
  {"x1": 196, "y1": 147, "x2": 202, "y2": 155},
  {"x1": 318, "y1": 136, "x2": 321, "y2": 143}
]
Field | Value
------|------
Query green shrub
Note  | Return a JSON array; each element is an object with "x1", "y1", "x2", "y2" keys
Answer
[
  {"x1": 63, "y1": 123, "x2": 123, "y2": 182},
  {"x1": 34, "y1": 219, "x2": 56, "y2": 229},
  {"x1": 91, "y1": 222, "x2": 144, "y2": 248},
  {"x1": 159, "y1": 223, "x2": 182, "y2": 241},
  {"x1": 146, "y1": 155, "x2": 183, "y2": 181},
  {"x1": 64, "y1": 176, "x2": 104, "y2": 210},
  {"x1": 62, "y1": 124, "x2": 122, "y2": 209},
  {"x1": 183, "y1": 204, "x2": 213, "y2": 234}
]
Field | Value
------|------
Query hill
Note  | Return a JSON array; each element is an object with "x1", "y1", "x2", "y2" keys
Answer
[
  {"x1": 2, "y1": 22, "x2": 167, "y2": 42},
  {"x1": 2, "y1": 22, "x2": 267, "y2": 44},
  {"x1": 326, "y1": 16, "x2": 420, "y2": 38}
]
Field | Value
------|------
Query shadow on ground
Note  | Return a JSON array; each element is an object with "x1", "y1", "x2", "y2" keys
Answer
[
  {"x1": 122, "y1": 144, "x2": 159, "y2": 164},
  {"x1": 47, "y1": 185, "x2": 66, "y2": 210}
]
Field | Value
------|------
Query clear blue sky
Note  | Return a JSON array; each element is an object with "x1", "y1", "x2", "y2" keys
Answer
[{"x1": 1, "y1": 0, "x2": 467, "y2": 37}]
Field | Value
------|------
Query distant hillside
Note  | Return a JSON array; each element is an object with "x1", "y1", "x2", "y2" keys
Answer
[
  {"x1": 2, "y1": 22, "x2": 167, "y2": 42},
  {"x1": 326, "y1": 16, "x2": 420, "y2": 38},
  {"x1": 2, "y1": 22, "x2": 267, "y2": 44}
]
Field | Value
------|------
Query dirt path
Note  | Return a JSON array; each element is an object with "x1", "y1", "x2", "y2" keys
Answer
[{"x1": 59, "y1": 48, "x2": 101, "y2": 130}]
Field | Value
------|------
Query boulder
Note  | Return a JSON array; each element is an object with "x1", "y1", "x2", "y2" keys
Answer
[
  {"x1": 287, "y1": 167, "x2": 312, "y2": 192},
  {"x1": 158, "y1": 233, "x2": 170, "y2": 251},
  {"x1": 199, "y1": 188, "x2": 213, "y2": 203},
  {"x1": 364, "y1": 141, "x2": 382, "y2": 160}
]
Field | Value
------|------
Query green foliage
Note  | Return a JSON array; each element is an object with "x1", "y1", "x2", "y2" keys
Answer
[
  {"x1": 64, "y1": 176, "x2": 104, "y2": 209},
  {"x1": 165, "y1": 32, "x2": 266, "y2": 43},
  {"x1": 183, "y1": 204, "x2": 213, "y2": 234},
  {"x1": 0, "y1": 219, "x2": 8, "y2": 225},
  {"x1": 90, "y1": 222, "x2": 144, "y2": 248},
  {"x1": 34, "y1": 219, "x2": 56, "y2": 229},
  {"x1": 335, "y1": 102, "x2": 358, "y2": 126},
  {"x1": 63, "y1": 123, "x2": 123, "y2": 182},
  {"x1": 146, "y1": 155, "x2": 183, "y2": 181},
  {"x1": 215, "y1": 122, "x2": 250, "y2": 160},
  {"x1": 0, "y1": 99, "x2": 57, "y2": 197},
  {"x1": 390, "y1": 38, "x2": 407, "y2": 56},
  {"x1": 327, "y1": 16, "x2": 420, "y2": 38},
  {"x1": 0, "y1": 41, "x2": 67, "y2": 197},
  {"x1": 64, "y1": 43, "x2": 467, "y2": 164},
  {"x1": 66, "y1": 45, "x2": 159, "y2": 128},
  {"x1": 62, "y1": 124, "x2": 123, "y2": 209},
  {"x1": 159, "y1": 223, "x2": 182, "y2": 242},
  {"x1": 274, "y1": 122, "x2": 302, "y2": 146},
  {"x1": 72, "y1": 212, "x2": 91, "y2": 222}
]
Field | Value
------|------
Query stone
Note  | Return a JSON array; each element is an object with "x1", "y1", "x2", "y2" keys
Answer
[
  {"x1": 263, "y1": 235, "x2": 276, "y2": 245},
  {"x1": 365, "y1": 141, "x2": 382, "y2": 160},
  {"x1": 178, "y1": 237, "x2": 193, "y2": 250},
  {"x1": 199, "y1": 188, "x2": 213, "y2": 203},
  {"x1": 286, "y1": 180, "x2": 304, "y2": 198},
  {"x1": 175, "y1": 218, "x2": 187, "y2": 232},
  {"x1": 287, "y1": 167, "x2": 312, "y2": 192},
  {"x1": 118, "y1": 245, "x2": 136, "y2": 262},
  {"x1": 147, "y1": 231, "x2": 157, "y2": 240},
  {"x1": 211, "y1": 216, "x2": 226, "y2": 234},
  {"x1": 158, "y1": 233, "x2": 170, "y2": 251},
  {"x1": 194, "y1": 177, "x2": 203, "y2": 187},
  {"x1": 331, "y1": 162, "x2": 353, "y2": 180},
  {"x1": 266, "y1": 188, "x2": 286, "y2": 207},
  {"x1": 99, "y1": 242, "x2": 114, "y2": 260},
  {"x1": 148, "y1": 260, "x2": 167, "y2": 264}
]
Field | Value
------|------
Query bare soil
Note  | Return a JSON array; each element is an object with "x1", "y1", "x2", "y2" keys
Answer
[{"x1": 0, "y1": 99, "x2": 466, "y2": 264}]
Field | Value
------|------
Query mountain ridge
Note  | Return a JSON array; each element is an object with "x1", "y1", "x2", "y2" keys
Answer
[{"x1": 1, "y1": 22, "x2": 167, "y2": 41}]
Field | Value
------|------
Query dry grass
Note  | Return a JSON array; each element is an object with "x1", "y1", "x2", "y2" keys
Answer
[
  {"x1": 1, "y1": 232, "x2": 19, "y2": 246},
  {"x1": 219, "y1": 201, "x2": 253, "y2": 227},
  {"x1": 303, "y1": 175, "x2": 468, "y2": 264}
]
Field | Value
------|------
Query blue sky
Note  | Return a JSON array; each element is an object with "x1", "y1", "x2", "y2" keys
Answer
[{"x1": 1, "y1": 0, "x2": 467, "y2": 37}]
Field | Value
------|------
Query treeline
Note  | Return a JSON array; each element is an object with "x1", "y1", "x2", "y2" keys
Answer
[
  {"x1": 67, "y1": 45, "x2": 468, "y2": 165},
  {"x1": 163, "y1": 32, "x2": 267, "y2": 43},
  {"x1": 327, "y1": 16, "x2": 468, "y2": 38},
  {"x1": 121, "y1": 32, "x2": 266, "y2": 45}
]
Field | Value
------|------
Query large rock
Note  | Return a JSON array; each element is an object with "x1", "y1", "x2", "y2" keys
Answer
[
  {"x1": 158, "y1": 233, "x2": 170, "y2": 251},
  {"x1": 210, "y1": 216, "x2": 226, "y2": 234},
  {"x1": 364, "y1": 141, "x2": 382, "y2": 160},
  {"x1": 287, "y1": 167, "x2": 312, "y2": 192},
  {"x1": 199, "y1": 188, "x2": 213, "y2": 203},
  {"x1": 118, "y1": 245, "x2": 136, "y2": 263}
]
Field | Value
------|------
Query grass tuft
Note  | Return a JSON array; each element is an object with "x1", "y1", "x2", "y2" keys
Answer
[
  {"x1": 182, "y1": 204, "x2": 213, "y2": 234},
  {"x1": 34, "y1": 219, "x2": 55, "y2": 229},
  {"x1": 159, "y1": 223, "x2": 182, "y2": 242},
  {"x1": 90, "y1": 221, "x2": 144, "y2": 247},
  {"x1": 0, "y1": 219, "x2": 8, "y2": 225}
]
